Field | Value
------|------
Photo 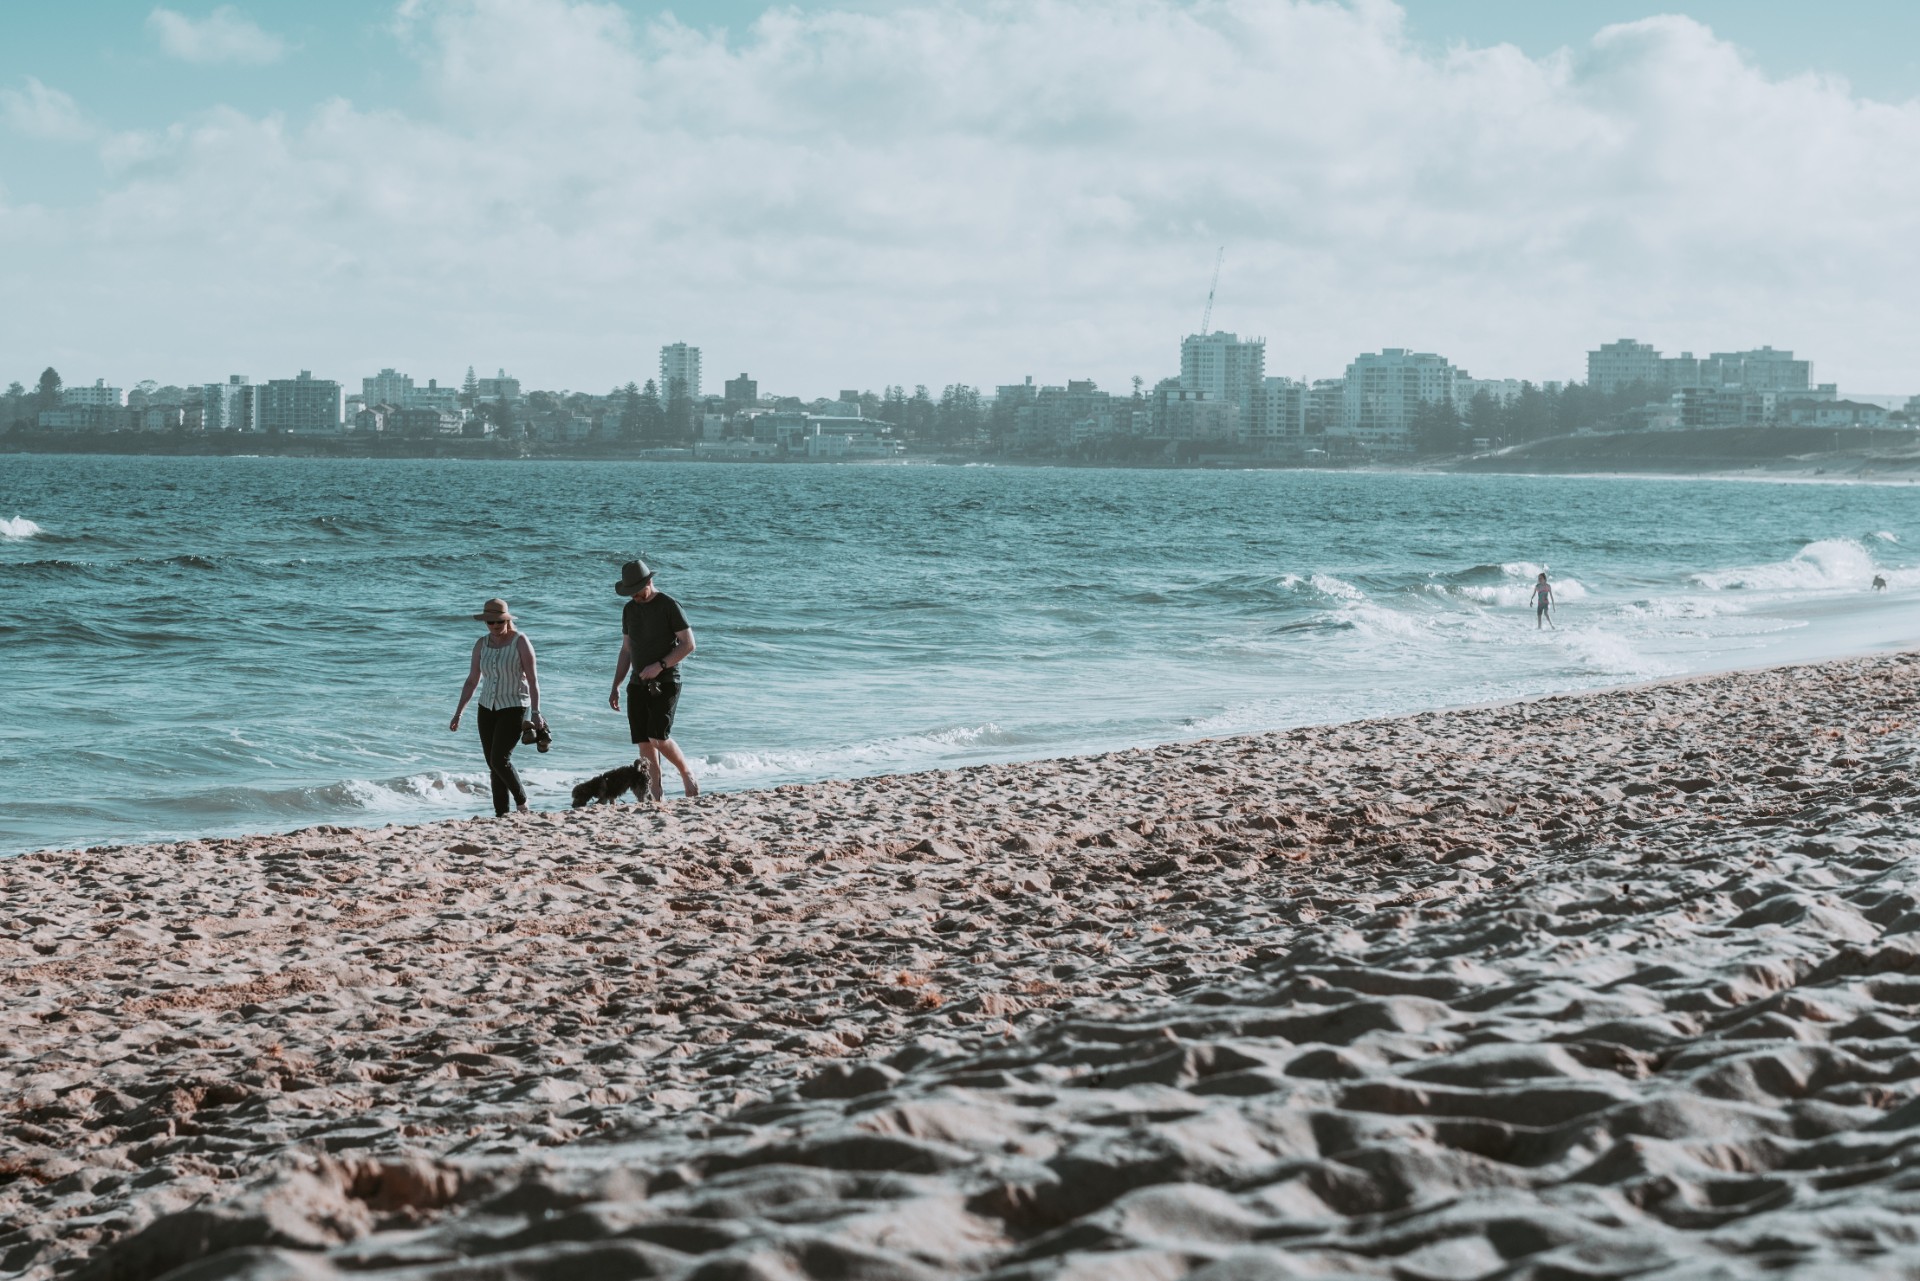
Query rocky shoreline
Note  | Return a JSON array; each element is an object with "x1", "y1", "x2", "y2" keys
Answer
[{"x1": 6, "y1": 653, "x2": 1920, "y2": 1278}]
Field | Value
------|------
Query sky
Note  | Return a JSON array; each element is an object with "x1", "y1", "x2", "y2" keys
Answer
[{"x1": 3, "y1": 0, "x2": 1919, "y2": 398}]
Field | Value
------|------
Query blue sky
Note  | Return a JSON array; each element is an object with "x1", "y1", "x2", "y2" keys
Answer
[{"x1": 4, "y1": 1, "x2": 1919, "y2": 394}]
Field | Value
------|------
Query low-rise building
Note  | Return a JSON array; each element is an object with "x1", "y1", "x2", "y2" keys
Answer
[
  {"x1": 1676, "y1": 387, "x2": 1775, "y2": 429},
  {"x1": 1014, "y1": 380, "x2": 1111, "y2": 450},
  {"x1": 1785, "y1": 399, "x2": 1889, "y2": 428},
  {"x1": 805, "y1": 431, "x2": 906, "y2": 459},
  {"x1": 1453, "y1": 377, "x2": 1525, "y2": 410},
  {"x1": 62, "y1": 380, "x2": 123, "y2": 408},
  {"x1": 474, "y1": 370, "x2": 521, "y2": 404},
  {"x1": 392, "y1": 407, "x2": 465, "y2": 436},
  {"x1": 1152, "y1": 383, "x2": 1240, "y2": 442}
]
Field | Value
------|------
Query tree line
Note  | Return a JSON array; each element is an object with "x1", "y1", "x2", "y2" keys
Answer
[{"x1": 1409, "y1": 380, "x2": 1686, "y2": 455}]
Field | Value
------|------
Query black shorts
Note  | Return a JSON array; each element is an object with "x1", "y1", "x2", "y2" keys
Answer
[{"x1": 628, "y1": 671, "x2": 681, "y2": 743}]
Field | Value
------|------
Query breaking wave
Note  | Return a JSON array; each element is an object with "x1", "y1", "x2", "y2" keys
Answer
[{"x1": 1691, "y1": 538, "x2": 1894, "y2": 592}]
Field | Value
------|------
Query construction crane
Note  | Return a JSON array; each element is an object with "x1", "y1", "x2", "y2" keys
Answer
[{"x1": 1199, "y1": 245, "x2": 1225, "y2": 336}]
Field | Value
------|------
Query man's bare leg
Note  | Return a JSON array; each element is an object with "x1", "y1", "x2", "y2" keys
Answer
[
  {"x1": 637, "y1": 741, "x2": 665, "y2": 801},
  {"x1": 652, "y1": 738, "x2": 699, "y2": 797}
]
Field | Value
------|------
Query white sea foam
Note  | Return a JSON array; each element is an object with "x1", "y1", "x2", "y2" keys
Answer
[
  {"x1": 1870, "y1": 531, "x2": 1900, "y2": 544},
  {"x1": 331, "y1": 767, "x2": 582, "y2": 815},
  {"x1": 1552, "y1": 628, "x2": 1667, "y2": 679},
  {"x1": 699, "y1": 724, "x2": 1014, "y2": 781},
  {"x1": 1452, "y1": 562, "x2": 1591, "y2": 607},
  {"x1": 1, "y1": 516, "x2": 43, "y2": 540},
  {"x1": 1306, "y1": 572, "x2": 1365, "y2": 601}
]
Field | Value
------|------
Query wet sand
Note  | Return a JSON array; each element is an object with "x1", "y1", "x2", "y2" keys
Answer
[{"x1": 5, "y1": 652, "x2": 1920, "y2": 1278}]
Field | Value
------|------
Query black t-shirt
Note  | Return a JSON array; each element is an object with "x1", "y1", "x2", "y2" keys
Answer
[{"x1": 624, "y1": 592, "x2": 690, "y2": 669}]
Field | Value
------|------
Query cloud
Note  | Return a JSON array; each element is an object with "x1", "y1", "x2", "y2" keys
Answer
[
  {"x1": 0, "y1": 78, "x2": 95, "y2": 140},
  {"x1": 7, "y1": 1, "x2": 1920, "y2": 394},
  {"x1": 146, "y1": 6, "x2": 287, "y2": 66}
]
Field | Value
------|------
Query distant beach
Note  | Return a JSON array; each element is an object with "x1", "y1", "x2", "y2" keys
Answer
[{"x1": 7, "y1": 651, "x2": 1920, "y2": 1276}]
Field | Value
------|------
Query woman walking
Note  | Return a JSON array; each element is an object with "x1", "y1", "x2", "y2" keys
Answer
[{"x1": 450, "y1": 598, "x2": 541, "y2": 815}]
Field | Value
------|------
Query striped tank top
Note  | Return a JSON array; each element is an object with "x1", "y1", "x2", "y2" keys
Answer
[{"x1": 478, "y1": 636, "x2": 530, "y2": 710}]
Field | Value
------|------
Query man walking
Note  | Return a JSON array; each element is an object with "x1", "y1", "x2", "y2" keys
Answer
[{"x1": 609, "y1": 558, "x2": 699, "y2": 800}]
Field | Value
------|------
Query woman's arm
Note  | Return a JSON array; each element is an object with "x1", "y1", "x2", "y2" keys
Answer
[
  {"x1": 450, "y1": 639, "x2": 483, "y2": 731},
  {"x1": 518, "y1": 634, "x2": 540, "y2": 718}
]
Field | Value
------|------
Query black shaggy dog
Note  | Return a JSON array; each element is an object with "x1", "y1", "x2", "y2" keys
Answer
[{"x1": 571, "y1": 761, "x2": 650, "y2": 807}]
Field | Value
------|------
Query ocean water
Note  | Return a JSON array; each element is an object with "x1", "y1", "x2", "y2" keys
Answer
[{"x1": 3, "y1": 455, "x2": 1918, "y2": 855}]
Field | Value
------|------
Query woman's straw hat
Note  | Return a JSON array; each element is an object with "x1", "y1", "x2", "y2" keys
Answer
[{"x1": 473, "y1": 598, "x2": 514, "y2": 622}]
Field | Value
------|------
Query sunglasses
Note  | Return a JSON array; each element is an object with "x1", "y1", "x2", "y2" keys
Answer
[{"x1": 485, "y1": 619, "x2": 509, "y2": 627}]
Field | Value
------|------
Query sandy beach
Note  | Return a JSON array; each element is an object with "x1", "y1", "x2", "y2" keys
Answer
[{"x1": 6, "y1": 652, "x2": 1920, "y2": 1278}]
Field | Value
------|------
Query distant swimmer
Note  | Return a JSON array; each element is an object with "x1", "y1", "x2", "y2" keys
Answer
[
  {"x1": 1530, "y1": 572, "x2": 1555, "y2": 629},
  {"x1": 1873, "y1": 574, "x2": 1888, "y2": 591}
]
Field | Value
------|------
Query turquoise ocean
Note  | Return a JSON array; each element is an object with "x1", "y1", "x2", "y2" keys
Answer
[{"x1": 4, "y1": 454, "x2": 1918, "y2": 856}]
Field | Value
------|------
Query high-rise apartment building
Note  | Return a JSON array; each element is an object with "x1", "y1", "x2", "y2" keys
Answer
[
  {"x1": 203, "y1": 375, "x2": 255, "y2": 432},
  {"x1": 1703, "y1": 347, "x2": 1810, "y2": 394},
  {"x1": 660, "y1": 343, "x2": 702, "y2": 401},
  {"x1": 1246, "y1": 377, "x2": 1307, "y2": 448},
  {"x1": 1305, "y1": 379, "x2": 1346, "y2": 435},
  {"x1": 257, "y1": 371, "x2": 342, "y2": 434},
  {"x1": 1340, "y1": 349, "x2": 1460, "y2": 451},
  {"x1": 363, "y1": 368, "x2": 414, "y2": 406},
  {"x1": 1179, "y1": 332, "x2": 1264, "y2": 408},
  {"x1": 1589, "y1": 339, "x2": 1812, "y2": 397}
]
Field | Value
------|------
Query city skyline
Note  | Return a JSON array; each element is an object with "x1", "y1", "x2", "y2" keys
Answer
[
  {"x1": 4, "y1": 2, "x2": 1920, "y2": 394},
  {"x1": 17, "y1": 328, "x2": 1908, "y2": 457}
]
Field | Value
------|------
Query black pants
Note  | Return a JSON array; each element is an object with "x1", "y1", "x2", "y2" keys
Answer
[{"x1": 476, "y1": 704, "x2": 527, "y2": 815}]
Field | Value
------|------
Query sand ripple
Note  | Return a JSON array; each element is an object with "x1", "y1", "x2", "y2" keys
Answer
[{"x1": 6, "y1": 654, "x2": 1920, "y2": 1277}]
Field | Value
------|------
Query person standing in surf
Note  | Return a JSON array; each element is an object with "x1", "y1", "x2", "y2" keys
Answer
[
  {"x1": 1530, "y1": 572, "x2": 1555, "y2": 630},
  {"x1": 450, "y1": 598, "x2": 540, "y2": 816},
  {"x1": 609, "y1": 558, "x2": 699, "y2": 801}
]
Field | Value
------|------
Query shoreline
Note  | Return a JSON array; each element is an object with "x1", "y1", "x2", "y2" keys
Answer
[
  {"x1": 8, "y1": 649, "x2": 1920, "y2": 1275},
  {"x1": 8, "y1": 425, "x2": 1920, "y2": 484},
  {"x1": 17, "y1": 623, "x2": 1920, "y2": 862}
]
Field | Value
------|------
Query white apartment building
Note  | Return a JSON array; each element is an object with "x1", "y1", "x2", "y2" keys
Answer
[
  {"x1": 1704, "y1": 347, "x2": 1810, "y2": 393},
  {"x1": 1339, "y1": 349, "x2": 1460, "y2": 451},
  {"x1": 1588, "y1": 339, "x2": 1812, "y2": 397},
  {"x1": 1179, "y1": 332, "x2": 1264, "y2": 407},
  {"x1": 258, "y1": 371, "x2": 342, "y2": 434},
  {"x1": 62, "y1": 379, "x2": 123, "y2": 407},
  {"x1": 1246, "y1": 377, "x2": 1307, "y2": 447},
  {"x1": 363, "y1": 368, "x2": 414, "y2": 406},
  {"x1": 1305, "y1": 378, "x2": 1345, "y2": 435},
  {"x1": 203, "y1": 375, "x2": 254, "y2": 432},
  {"x1": 1453, "y1": 377, "x2": 1525, "y2": 411},
  {"x1": 660, "y1": 343, "x2": 702, "y2": 401},
  {"x1": 475, "y1": 369, "x2": 521, "y2": 403}
]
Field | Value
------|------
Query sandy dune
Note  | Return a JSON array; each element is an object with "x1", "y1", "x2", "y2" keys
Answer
[{"x1": 5, "y1": 653, "x2": 1920, "y2": 1278}]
